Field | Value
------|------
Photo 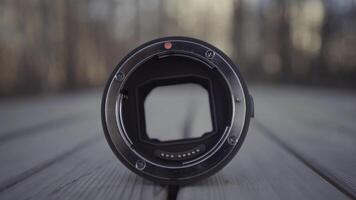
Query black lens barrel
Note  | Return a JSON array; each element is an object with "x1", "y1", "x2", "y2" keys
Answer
[{"x1": 101, "y1": 37, "x2": 254, "y2": 184}]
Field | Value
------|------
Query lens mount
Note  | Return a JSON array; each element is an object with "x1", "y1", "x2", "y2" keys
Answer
[{"x1": 102, "y1": 37, "x2": 254, "y2": 184}]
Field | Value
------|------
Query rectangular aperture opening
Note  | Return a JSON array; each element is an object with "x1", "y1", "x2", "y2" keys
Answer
[{"x1": 144, "y1": 83, "x2": 213, "y2": 142}]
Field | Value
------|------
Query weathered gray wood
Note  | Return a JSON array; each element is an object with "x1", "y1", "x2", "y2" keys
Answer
[
  {"x1": 252, "y1": 85, "x2": 356, "y2": 135},
  {"x1": 0, "y1": 91, "x2": 167, "y2": 200},
  {"x1": 0, "y1": 116, "x2": 100, "y2": 191},
  {"x1": 252, "y1": 85, "x2": 356, "y2": 198},
  {"x1": 0, "y1": 138, "x2": 167, "y2": 200},
  {"x1": 1, "y1": 86, "x2": 355, "y2": 200},
  {"x1": 177, "y1": 121, "x2": 348, "y2": 200},
  {"x1": 0, "y1": 91, "x2": 100, "y2": 140}
]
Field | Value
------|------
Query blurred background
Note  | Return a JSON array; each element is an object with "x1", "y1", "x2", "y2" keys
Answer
[
  {"x1": 1, "y1": 0, "x2": 356, "y2": 97},
  {"x1": 1, "y1": 1, "x2": 356, "y2": 198}
]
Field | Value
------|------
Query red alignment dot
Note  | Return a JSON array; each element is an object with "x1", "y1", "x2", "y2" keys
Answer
[{"x1": 164, "y1": 42, "x2": 172, "y2": 49}]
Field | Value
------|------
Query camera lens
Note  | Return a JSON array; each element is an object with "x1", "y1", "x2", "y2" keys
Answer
[{"x1": 101, "y1": 37, "x2": 254, "y2": 184}]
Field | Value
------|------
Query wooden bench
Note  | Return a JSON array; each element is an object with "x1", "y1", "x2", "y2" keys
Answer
[{"x1": 0, "y1": 85, "x2": 355, "y2": 200}]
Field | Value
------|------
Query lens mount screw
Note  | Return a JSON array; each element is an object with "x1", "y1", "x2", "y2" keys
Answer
[
  {"x1": 135, "y1": 160, "x2": 146, "y2": 170},
  {"x1": 115, "y1": 72, "x2": 125, "y2": 81},
  {"x1": 205, "y1": 50, "x2": 215, "y2": 59},
  {"x1": 228, "y1": 135, "x2": 238, "y2": 145},
  {"x1": 235, "y1": 97, "x2": 241, "y2": 103}
]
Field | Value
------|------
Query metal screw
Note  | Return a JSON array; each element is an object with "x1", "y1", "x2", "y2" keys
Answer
[
  {"x1": 205, "y1": 50, "x2": 215, "y2": 59},
  {"x1": 228, "y1": 135, "x2": 238, "y2": 145},
  {"x1": 235, "y1": 97, "x2": 241, "y2": 103},
  {"x1": 115, "y1": 72, "x2": 125, "y2": 81},
  {"x1": 135, "y1": 160, "x2": 146, "y2": 170}
]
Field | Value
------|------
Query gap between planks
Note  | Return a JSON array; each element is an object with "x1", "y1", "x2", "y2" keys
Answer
[
  {"x1": 255, "y1": 120, "x2": 355, "y2": 199},
  {"x1": 0, "y1": 135, "x2": 100, "y2": 193},
  {"x1": 0, "y1": 110, "x2": 95, "y2": 144}
]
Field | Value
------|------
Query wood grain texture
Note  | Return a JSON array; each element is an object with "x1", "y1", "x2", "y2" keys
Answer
[
  {"x1": 253, "y1": 85, "x2": 356, "y2": 137},
  {"x1": 0, "y1": 138, "x2": 167, "y2": 200},
  {"x1": 252, "y1": 85, "x2": 356, "y2": 198},
  {"x1": 177, "y1": 121, "x2": 348, "y2": 200},
  {"x1": 0, "y1": 116, "x2": 100, "y2": 191},
  {"x1": 1, "y1": 86, "x2": 355, "y2": 200},
  {"x1": 0, "y1": 91, "x2": 167, "y2": 200},
  {"x1": 0, "y1": 91, "x2": 100, "y2": 140}
]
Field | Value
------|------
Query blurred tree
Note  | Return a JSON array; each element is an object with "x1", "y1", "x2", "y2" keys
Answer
[{"x1": 0, "y1": 0, "x2": 355, "y2": 97}]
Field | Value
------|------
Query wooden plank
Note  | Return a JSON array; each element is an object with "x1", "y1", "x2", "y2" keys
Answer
[
  {"x1": 252, "y1": 85, "x2": 356, "y2": 136},
  {"x1": 0, "y1": 138, "x2": 168, "y2": 200},
  {"x1": 0, "y1": 115, "x2": 100, "y2": 191},
  {"x1": 252, "y1": 85, "x2": 356, "y2": 198},
  {"x1": 0, "y1": 91, "x2": 168, "y2": 200},
  {"x1": 0, "y1": 91, "x2": 100, "y2": 140},
  {"x1": 177, "y1": 121, "x2": 348, "y2": 200}
]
